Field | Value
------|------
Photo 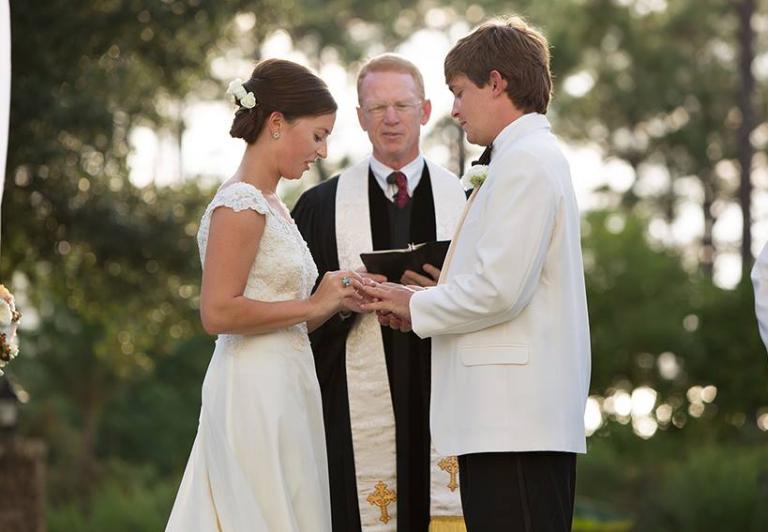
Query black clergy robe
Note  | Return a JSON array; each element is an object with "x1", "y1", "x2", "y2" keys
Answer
[{"x1": 292, "y1": 164, "x2": 437, "y2": 532}]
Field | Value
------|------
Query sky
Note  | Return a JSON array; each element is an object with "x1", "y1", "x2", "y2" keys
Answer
[{"x1": 127, "y1": 21, "x2": 767, "y2": 290}]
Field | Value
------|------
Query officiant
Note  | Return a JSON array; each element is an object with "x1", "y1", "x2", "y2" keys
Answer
[{"x1": 292, "y1": 54, "x2": 466, "y2": 531}]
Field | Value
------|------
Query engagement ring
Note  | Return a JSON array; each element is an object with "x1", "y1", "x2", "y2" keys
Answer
[{"x1": 341, "y1": 276, "x2": 351, "y2": 287}]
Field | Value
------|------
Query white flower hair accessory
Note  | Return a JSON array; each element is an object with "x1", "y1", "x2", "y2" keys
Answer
[
  {"x1": 240, "y1": 92, "x2": 256, "y2": 109},
  {"x1": 461, "y1": 164, "x2": 489, "y2": 190},
  {"x1": 226, "y1": 78, "x2": 257, "y2": 109}
]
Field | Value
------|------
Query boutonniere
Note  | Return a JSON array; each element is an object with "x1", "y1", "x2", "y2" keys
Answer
[{"x1": 461, "y1": 164, "x2": 489, "y2": 190}]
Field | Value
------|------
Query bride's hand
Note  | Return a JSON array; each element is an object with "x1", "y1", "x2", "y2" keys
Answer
[
  {"x1": 310, "y1": 271, "x2": 363, "y2": 319},
  {"x1": 339, "y1": 276, "x2": 379, "y2": 314}
]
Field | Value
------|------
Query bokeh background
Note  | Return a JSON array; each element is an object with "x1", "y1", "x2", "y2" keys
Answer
[{"x1": 2, "y1": 1, "x2": 768, "y2": 530}]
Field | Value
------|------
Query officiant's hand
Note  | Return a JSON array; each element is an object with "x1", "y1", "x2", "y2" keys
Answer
[
  {"x1": 355, "y1": 266, "x2": 387, "y2": 285},
  {"x1": 359, "y1": 281, "x2": 414, "y2": 322},
  {"x1": 400, "y1": 263, "x2": 441, "y2": 287}
]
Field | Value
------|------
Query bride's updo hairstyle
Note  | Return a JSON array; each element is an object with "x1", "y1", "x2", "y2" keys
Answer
[{"x1": 229, "y1": 59, "x2": 337, "y2": 144}]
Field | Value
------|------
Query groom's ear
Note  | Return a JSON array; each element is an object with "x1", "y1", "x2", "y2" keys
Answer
[{"x1": 488, "y1": 70, "x2": 508, "y2": 97}]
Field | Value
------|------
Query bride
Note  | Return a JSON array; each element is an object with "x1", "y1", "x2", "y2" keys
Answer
[{"x1": 166, "y1": 58, "x2": 361, "y2": 532}]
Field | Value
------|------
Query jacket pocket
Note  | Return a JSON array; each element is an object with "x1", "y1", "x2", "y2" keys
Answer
[{"x1": 460, "y1": 344, "x2": 529, "y2": 366}]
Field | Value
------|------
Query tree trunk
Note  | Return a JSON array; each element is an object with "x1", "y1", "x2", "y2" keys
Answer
[
  {"x1": 76, "y1": 396, "x2": 103, "y2": 499},
  {"x1": 702, "y1": 177, "x2": 716, "y2": 279},
  {"x1": 176, "y1": 102, "x2": 185, "y2": 182},
  {"x1": 737, "y1": 0, "x2": 755, "y2": 279}
]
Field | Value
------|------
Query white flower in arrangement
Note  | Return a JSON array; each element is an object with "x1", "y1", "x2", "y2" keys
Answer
[
  {"x1": 0, "y1": 284, "x2": 21, "y2": 375},
  {"x1": 0, "y1": 300, "x2": 11, "y2": 327},
  {"x1": 239, "y1": 92, "x2": 257, "y2": 109},
  {"x1": 461, "y1": 164, "x2": 489, "y2": 190}
]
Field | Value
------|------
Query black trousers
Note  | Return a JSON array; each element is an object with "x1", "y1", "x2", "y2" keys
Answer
[{"x1": 458, "y1": 451, "x2": 576, "y2": 532}]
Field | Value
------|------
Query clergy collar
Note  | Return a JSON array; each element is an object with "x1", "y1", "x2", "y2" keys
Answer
[
  {"x1": 370, "y1": 153, "x2": 425, "y2": 199},
  {"x1": 491, "y1": 112, "x2": 551, "y2": 159}
]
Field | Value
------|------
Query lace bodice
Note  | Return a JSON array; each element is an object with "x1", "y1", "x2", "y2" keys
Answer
[{"x1": 197, "y1": 182, "x2": 319, "y2": 349}]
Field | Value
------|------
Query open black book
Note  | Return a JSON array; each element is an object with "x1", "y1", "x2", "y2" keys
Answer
[{"x1": 360, "y1": 240, "x2": 451, "y2": 282}]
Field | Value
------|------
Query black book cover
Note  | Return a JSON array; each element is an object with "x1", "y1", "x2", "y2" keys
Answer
[{"x1": 360, "y1": 240, "x2": 451, "y2": 282}]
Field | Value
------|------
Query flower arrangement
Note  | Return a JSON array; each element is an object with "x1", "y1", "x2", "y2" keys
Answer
[
  {"x1": 460, "y1": 164, "x2": 489, "y2": 190},
  {"x1": 226, "y1": 78, "x2": 257, "y2": 109},
  {"x1": 0, "y1": 284, "x2": 21, "y2": 376}
]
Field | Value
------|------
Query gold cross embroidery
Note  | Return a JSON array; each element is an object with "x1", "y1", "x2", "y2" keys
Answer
[
  {"x1": 366, "y1": 481, "x2": 397, "y2": 524},
  {"x1": 438, "y1": 456, "x2": 459, "y2": 492}
]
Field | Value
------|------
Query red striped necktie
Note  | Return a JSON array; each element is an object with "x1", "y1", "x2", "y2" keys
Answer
[{"x1": 387, "y1": 171, "x2": 410, "y2": 209}]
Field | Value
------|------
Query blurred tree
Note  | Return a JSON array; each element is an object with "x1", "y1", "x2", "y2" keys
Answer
[
  {"x1": 582, "y1": 210, "x2": 695, "y2": 393},
  {"x1": 3, "y1": 0, "x2": 288, "y2": 498},
  {"x1": 544, "y1": 0, "x2": 766, "y2": 278},
  {"x1": 583, "y1": 209, "x2": 768, "y2": 440},
  {"x1": 737, "y1": 0, "x2": 756, "y2": 276}
]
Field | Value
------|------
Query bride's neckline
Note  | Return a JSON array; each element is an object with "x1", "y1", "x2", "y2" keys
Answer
[{"x1": 219, "y1": 180, "x2": 295, "y2": 226}]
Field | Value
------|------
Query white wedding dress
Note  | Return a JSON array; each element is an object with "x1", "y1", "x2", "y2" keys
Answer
[{"x1": 166, "y1": 182, "x2": 332, "y2": 532}]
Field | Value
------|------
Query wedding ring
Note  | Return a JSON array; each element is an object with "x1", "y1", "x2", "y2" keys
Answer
[{"x1": 341, "y1": 276, "x2": 352, "y2": 288}]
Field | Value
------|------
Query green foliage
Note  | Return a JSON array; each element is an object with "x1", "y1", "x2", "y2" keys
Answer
[
  {"x1": 47, "y1": 461, "x2": 177, "y2": 532},
  {"x1": 572, "y1": 519, "x2": 632, "y2": 532},
  {"x1": 98, "y1": 334, "x2": 214, "y2": 475},
  {"x1": 578, "y1": 430, "x2": 768, "y2": 531},
  {"x1": 638, "y1": 445, "x2": 768, "y2": 531},
  {"x1": 583, "y1": 210, "x2": 696, "y2": 391},
  {"x1": 583, "y1": 209, "x2": 768, "y2": 434},
  {"x1": 690, "y1": 280, "x2": 768, "y2": 420}
]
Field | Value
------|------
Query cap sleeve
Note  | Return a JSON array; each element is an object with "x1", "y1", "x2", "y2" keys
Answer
[{"x1": 209, "y1": 182, "x2": 270, "y2": 216}]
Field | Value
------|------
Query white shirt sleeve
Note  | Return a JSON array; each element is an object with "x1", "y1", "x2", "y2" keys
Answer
[{"x1": 750, "y1": 242, "x2": 768, "y2": 353}]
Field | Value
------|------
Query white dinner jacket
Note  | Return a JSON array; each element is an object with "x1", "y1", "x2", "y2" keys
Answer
[{"x1": 410, "y1": 113, "x2": 591, "y2": 456}]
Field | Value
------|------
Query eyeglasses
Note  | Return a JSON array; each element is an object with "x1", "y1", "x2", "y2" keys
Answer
[{"x1": 361, "y1": 100, "x2": 422, "y2": 117}]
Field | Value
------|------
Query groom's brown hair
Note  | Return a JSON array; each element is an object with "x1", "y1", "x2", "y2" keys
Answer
[{"x1": 444, "y1": 16, "x2": 552, "y2": 114}]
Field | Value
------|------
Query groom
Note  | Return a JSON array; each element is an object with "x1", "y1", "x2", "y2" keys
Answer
[{"x1": 360, "y1": 17, "x2": 591, "y2": 532}]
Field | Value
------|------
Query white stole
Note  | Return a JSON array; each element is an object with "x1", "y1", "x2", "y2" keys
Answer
[{"x1": 335, "y1": 157, "x2": 466, "y2": 530}]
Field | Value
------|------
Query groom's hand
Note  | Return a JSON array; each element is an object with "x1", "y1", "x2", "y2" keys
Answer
[
  {"x1": 377, "y1": 310, "x2": 413, "y2": 333},
  {"x1": 400, "y1": 263, "x2": 440, "y2": 287},
  {"x1": 359, "y1": 281, "x2": 414, "y2": 322},
  {"x1": 338, "y1": 268, "x2": 387, "y2": 314}
]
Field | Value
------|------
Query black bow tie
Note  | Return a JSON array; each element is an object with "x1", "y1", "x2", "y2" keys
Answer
[{"x1": 472, "y1": 145, "x2": 493, "y2": 166}]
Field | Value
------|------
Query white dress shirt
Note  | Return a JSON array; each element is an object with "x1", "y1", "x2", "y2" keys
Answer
[{"x1": 369, "y1": 154, "x2": 425, "y2": 202}]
